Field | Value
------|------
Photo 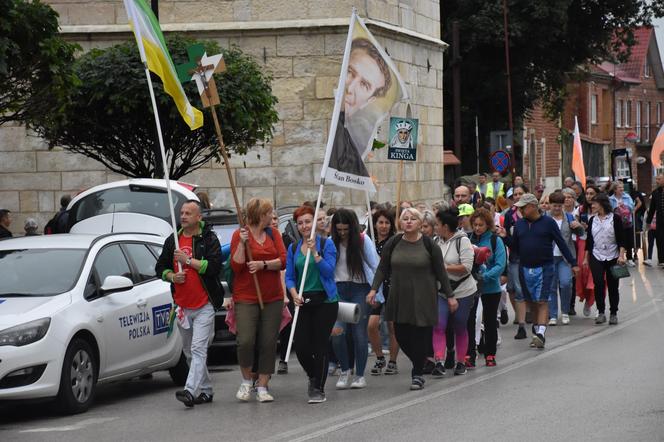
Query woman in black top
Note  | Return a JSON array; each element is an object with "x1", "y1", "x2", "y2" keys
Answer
[{"x1": 368, "y1": 207, "x2": 399, "y2": 375}]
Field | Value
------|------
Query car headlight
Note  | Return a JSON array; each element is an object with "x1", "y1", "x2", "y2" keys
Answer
[{"x1": 0, "y1": 318, "x2": 51, "y2": 347}]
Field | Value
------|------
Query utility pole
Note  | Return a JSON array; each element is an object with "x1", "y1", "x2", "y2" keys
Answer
[
  {"x1": 452, "y1": 21, "x2": 462, "y2": 178},
  {"x1": 502, "y1": 0, "x2": 516, "y2": 180}
]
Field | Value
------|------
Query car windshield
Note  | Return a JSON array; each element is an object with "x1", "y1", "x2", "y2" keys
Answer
[
  {"x1": 71, "y1": 186, "x2": 188, "y2": 227},
  {"x1": 0, "y1": 249, "x2": 86, "y2": 296}
]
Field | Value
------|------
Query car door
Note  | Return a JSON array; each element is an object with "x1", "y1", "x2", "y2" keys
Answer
[
  {"x1": 89, "y1": 243, "x2": 152, "y2": 377},
  {"x1": 122, "y1": 242, "x2": 179, "y2": 365}
]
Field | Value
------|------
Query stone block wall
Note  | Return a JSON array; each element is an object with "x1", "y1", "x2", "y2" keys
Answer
[{"x1": 0, "y1": 1, "x2": 446, "y2": 235}]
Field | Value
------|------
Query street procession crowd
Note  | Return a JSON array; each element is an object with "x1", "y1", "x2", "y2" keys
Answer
[{"x1": 147, "y1": 170, "x2": 664, "y2": 408}]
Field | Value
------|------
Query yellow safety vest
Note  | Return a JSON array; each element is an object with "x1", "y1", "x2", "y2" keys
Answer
[{"x1": 486, "y1": 182, "x2": 505, "y2": 199}]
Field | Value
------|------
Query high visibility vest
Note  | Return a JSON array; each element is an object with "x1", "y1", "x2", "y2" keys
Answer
[{"x1": 486, "y1": 182, "x2": 505, "y2": 199}]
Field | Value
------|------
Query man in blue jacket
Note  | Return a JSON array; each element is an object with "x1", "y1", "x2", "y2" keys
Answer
[{"x1": 512, "y1": 194, "x2": 579, "y2": 349}]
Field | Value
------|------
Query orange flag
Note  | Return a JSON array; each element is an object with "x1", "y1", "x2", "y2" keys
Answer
[
  {"x1": 572, "y1": 117, "x2": 586, "y2": 189},
  {"x1": 651, "y1": 123, "x2": 664, "y2": 168}
]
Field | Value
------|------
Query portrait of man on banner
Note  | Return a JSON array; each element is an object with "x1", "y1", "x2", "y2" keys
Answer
[{"x1": 325, "y1": 17, "x2": 408, "y2": 192}]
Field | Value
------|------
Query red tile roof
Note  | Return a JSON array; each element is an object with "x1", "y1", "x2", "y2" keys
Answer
[{"x1": 598, "y1": 27, "x2": 652, "y2": 84}]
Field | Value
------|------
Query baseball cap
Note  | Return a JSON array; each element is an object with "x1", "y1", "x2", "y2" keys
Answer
[
  {"x1": 514, "y1": 193, "x2": 539, "y2": 208},
  {"x1": 457, "y1": 204, "x2": 475, "y2": 217}
]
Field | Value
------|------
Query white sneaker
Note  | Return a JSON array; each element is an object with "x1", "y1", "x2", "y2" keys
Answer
[
  {"x1": 236, "y1": 383, "x2": 252, "y2": 402},
  {"x1": 583, "y1": 302, "x2": 591, "y2": 317},
  {"x1": 627, "y1": 260, "x2": 636, "y2": 267},
  {"x1": 256, "y1": 389, "x2": 274, "y2": 403},
  {"x1": 548, "y1": 317, "x2": 557, "y2": 326},
  {"x1": 644, "y1": 259, "x2": 653, "y2": 267},
  {"x1": 336, "y1": 370, "x2": 351, "y2": 389},
  {"x1": 561, "y1": 314, "x2": 570, "y2": 325},
  {"x1": 350, "y1": 376, "x2": 367, "y2": 389},
  {"x1": 658, "y1": 262, "x2": 664, "y2": 268}
]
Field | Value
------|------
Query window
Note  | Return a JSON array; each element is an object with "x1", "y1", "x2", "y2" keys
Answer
[
  {"x1": 615, "y1": 155, "x2": 631, "y2": 178},
  {"x1": 646, "y1": 102, "x2": 652, "y2": 142},
  {"x1": 636, "y1": 101, "x2": 642, "y2": 140},
  {"x1": 591, "y1": 95, "x2": 598, "y2": 124},
  {"x1": 616, "y1": 100, "x2": 623, "y2": 127},
  {"x1": 658, "y1": 102, "x2": 662, "y2": 127},
  {"x1": 0, "y1": 249, "x2": 86, "y2": 297},
  {"x1": 645, "y1": 60, "x2": 651, "y2": 78},
  {"x1": 625, "y1": 100, "x2": 631, "y2": 127},
  {"x1": 94, "y1": 245, "x2": 132, "y2": 287},
  {"x1": 124, "y1": 243, "x2": 158, "y2": 283}
]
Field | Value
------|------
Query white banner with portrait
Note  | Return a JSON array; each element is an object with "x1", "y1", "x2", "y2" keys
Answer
[{"x1": 320, "y1": 12, "x2": 409, "y2": 192}]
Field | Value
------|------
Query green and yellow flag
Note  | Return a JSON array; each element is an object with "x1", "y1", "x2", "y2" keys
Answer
[{"x1": 123, "y1": 0, "x2": 203, "y2": 130}]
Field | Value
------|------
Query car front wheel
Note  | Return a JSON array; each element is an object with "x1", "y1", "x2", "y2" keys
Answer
[
  {"x1": 55, "y1": 338, "x2": 97, "y2": 414},
  {"x1": 168, "y1": 352, "x2": 189, "y2": 386}
]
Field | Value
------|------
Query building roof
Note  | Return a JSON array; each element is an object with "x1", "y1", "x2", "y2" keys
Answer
[{"x1": 595, "y1": 26, "x2": 664, "y2": 88}]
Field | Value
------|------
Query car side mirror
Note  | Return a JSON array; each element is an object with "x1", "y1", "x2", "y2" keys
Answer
[{"x1": 100, "y1": 275, "x2": 134, "y2": 295}]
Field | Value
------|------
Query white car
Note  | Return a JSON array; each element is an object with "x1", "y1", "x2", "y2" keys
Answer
[
  {"x1": 65, "y1": 178, "x2": 198, "y2": 236},
  {"x1": 0, "y1": 233, "x2": 187, "y2": 414}
]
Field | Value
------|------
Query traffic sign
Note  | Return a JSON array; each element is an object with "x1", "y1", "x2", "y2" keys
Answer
[{"x1": 490, "y1": 150, "x2": 510, "y2": 173}]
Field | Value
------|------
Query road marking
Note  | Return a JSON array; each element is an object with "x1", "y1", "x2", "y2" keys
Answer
[
  {"x1": 268, "y1": 299, "x2": 662, "y2": 442},
  {"x1": 19, "y1": 417, "x2": 118, "y2": 433}
]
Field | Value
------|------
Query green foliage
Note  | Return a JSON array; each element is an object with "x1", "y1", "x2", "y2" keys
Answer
[
  {"x1": 36, "y1": 35, "x2": 279, "y2": 179},
  {"x1": 0, "y1": 0, "x2": 79, "y2": 127},
  {"x1": 443, "y1": 0, "x2": 662, "y2": 173}
]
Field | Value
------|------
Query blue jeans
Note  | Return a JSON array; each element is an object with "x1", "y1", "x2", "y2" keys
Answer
[
  {"x1": 331, "y1": 282, "x2": 370, "y2": 377},
  {"x1": 548, "y1": 256, "x2": 573, "y2": 318}
]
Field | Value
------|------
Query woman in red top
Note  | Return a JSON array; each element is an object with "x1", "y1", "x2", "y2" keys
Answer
[{"x1": 231, "y1": 198, "x2": 287, "y2": 403}]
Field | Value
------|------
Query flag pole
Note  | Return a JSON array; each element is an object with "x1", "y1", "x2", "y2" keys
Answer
[
  {"x1": 365, "y1": 191, "x2": 375, "y2": 240},
  {"x1": 396, "y1": 160, "x2": 404, "y2": 229},
  {"x1": 284, "y1": 10, "x2": 357, "y2": 362},
  {"x1": 143, "y1": 62, "x2": 181, "y2": 272}
]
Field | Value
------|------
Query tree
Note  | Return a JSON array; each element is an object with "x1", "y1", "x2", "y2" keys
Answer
[
  {"x1": 0, "y1": 0, "x2": 79, "y2": 127},
  {"x1": 443, "y1": 0, "x2": 663, "y2": 174},
  {"x1": 36, "y1": 35, "x2": 279, "y2": 179}
]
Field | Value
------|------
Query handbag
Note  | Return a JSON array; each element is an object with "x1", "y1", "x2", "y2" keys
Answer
[{"x1": 609, "y1": 264, "x2": 630, "y2": 280}]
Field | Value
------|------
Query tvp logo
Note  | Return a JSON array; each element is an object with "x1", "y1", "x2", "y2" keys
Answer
[{"x1": 152, "y1": 303, "x2": 172, "y2": 335}]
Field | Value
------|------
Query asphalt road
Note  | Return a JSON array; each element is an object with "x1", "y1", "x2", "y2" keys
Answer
[{"x1": 2, "y1": 264, "x2": 664, "y2": 441}]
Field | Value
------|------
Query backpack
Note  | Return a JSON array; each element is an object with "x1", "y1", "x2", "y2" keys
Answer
[
  {"x1": 614, "y1": 204, "x2": 632, "y2": 228},
  {"x1": 468, "y1": 233, "x2": 498, "y2": 291},
  {"x1": 384, "y1": 233, "x2": 435, "y2": 278},
  {"x1": 223, "y1": 227, "x2": 275, "y2": 293},
  {"x1": 44, "y1": 210, "x2": 66, "y2": 235}
]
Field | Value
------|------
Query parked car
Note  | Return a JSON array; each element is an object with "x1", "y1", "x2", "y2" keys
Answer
[
  {"x1": 0, "y1": 233, "x2": 188, "y2": 414},
  {"x1": 66, "y1": 179, "x2": 198, "y2": 235}
]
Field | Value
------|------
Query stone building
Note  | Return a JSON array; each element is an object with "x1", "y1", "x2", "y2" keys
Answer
[
  {"x1": 0, "y1": 0, "x2": 447, "y2": 235},
  {"x1": 523, "y1": 26, "x2": 664, "y2": 192}
]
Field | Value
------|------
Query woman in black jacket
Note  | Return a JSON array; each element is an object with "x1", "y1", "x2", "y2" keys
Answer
[{"x1": 584, "y1": 193, "x2": 627, "y2": 325}]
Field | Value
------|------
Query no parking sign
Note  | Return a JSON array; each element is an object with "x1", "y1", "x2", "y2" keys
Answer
[{"x1": 490, "y1": 150, "x2": 510, "y2": 173}]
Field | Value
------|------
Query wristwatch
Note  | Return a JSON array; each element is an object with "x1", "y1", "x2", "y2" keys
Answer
[{"x1": 186, "y1": 257, "x2": 192, "y2": 266}]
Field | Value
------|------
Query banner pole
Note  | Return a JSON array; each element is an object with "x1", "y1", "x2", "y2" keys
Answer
[
  {"x1": 284, "y1": 181, "x2": 326, "y2": 362},
  {"x1": 284, "y1": 10, "x2": 356, "y2": 361},
  {"x1": 396, "y1": 160, "x2": 404, "y2": 230},
  {"x1": 365, "y1": 191, "x2": 375, "y2": 240},
  {"x1": 143, "y1": 63, "x2": 181, "y2": 272}
]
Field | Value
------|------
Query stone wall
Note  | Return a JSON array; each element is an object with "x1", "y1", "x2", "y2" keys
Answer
[{"x1": 0, "y1": 0, "x2": 446, "y2": 235}]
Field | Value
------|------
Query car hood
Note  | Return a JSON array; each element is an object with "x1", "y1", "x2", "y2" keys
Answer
[{"x1": 0, "y1": 293, "x2": 71, "y2": 329}]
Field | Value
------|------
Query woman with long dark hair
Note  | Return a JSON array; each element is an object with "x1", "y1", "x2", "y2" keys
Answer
[
  {"x1": 585, "y1": 193, "x2": 627, "y2": 325},
  {"x1": 576, "y1": 185, "x2": 600, "y2": 316},
  {"x1": 330, "y1": 208, "x2": 381, "y2": 390},
  {"x1": 368, "y1": 207, "x2": 400, "y2": 376}
]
